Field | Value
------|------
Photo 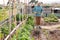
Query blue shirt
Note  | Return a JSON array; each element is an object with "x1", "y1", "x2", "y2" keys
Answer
[{"x1": 33, "y1": 6, "x2": 43, "y2": 16}]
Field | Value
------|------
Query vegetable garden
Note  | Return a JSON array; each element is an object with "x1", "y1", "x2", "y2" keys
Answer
[{"x1": 0, "y1": 0, "x2": 60, "y2": 40}]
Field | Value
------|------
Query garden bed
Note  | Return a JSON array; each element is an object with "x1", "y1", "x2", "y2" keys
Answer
[
  {"x1": 41, "y1": 14, "x2": 60, "y2": 26},
  {"x1": 41, "y1": 21, "x2": 60, "y2": 26}
]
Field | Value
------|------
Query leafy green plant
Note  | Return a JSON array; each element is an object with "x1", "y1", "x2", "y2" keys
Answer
[
  {"x1": 27, "y1": 16, "x2": 34, "y2": 26},
  {"x1": 0, "y1": 9, "x2": 8, "y2": 22},
  {"x1": 44, "y1": 14, "x2": 58, "y2": 22},
  {"x1": 12, "y1": 16, "x2": 34, "y2": 40},
  {"x1": 16, "y1": 14, "x2": 27, "y2": 21},
  {"x1": 11, "y1": 34, "x2": 17, "y2": 40},
  {"x1": 1, "y1": 25, "x2": 9, "y2": 36},
  {"x1": 1, "y1": 22, "x2": 15, "y2": 38},
  {"x1": 11, "y1": 23, "x2": 15, "y2": 30},
  {"x1": 16, "y1": 14, "x2": 21, "y2": 21},
  {"x1": 0, "y1": 33, "x2": 4, "y2": 39}
]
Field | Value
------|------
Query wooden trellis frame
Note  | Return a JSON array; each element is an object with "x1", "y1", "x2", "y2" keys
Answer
[
  {"x1": 4, "y1": 18, "x2": 27, "y2": 40},
  {"x1": 0, "y1": 0, "x2": 29, "y2": 40},
  {"x1": 4, "y1": 0, "x2": 29, "y2": 40}
]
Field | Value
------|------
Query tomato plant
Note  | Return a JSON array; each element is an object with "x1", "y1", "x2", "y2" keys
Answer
[
  {"x1": 12, "y1": 16, "x2": 34, "y2": 40},
  {"x1": 16, "y1": 14, "x2": 27, "y2": 21}
]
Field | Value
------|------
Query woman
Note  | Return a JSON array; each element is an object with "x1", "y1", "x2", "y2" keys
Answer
[{"x1": 33, "y1": 2, "x2": 43, "y2": 26}]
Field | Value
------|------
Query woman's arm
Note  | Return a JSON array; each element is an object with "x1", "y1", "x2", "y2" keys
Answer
[
  {"x1": 32, "y1": 6, "x2": 36, "y2": 12},
  {"x1": 41, "y1": 6, "x2": 43, "y2": 17}
]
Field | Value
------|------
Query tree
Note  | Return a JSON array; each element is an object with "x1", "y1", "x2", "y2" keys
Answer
[
  {"x1": 29, "y1": 0, "x2": 37, "y2": 3},
  {"x1": 29, "y1": 0, "x2": 38, "y2": 4},
  {"x1": 30, "y1": 0, "x2": 35, "y2": 3}
]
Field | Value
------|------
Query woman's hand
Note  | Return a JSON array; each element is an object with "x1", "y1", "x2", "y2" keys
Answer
[
  {"x1": 34, "y1": 12, "x2": 37, "y2": 14},
  {"x1": 41, "y1": 13, "x2": 43, "y2": 17}
]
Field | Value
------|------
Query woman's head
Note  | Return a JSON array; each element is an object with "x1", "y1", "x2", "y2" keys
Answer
[
  {"x1": 37, "y1": 2, "x2": 41, "y2": 6},
  {"x1": 37, "y1": 2, "x2": 43, "y2": 6}
]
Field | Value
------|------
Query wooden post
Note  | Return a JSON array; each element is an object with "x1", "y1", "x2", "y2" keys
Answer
[
  {"x1": 3, "y1": 0, "x2": 5, "y2": 9},
  {"x1": 12, "y1": 0, "x2": 17, "y2": 40},
  {"x1": 12, "y1": 0, "x2": 17, "y2": 25},
  {"x1": 8, "y1": 0, "x2": 12, "y2": 40}
]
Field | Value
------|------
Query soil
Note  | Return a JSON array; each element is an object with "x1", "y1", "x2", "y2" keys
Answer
[
  {"x1": 48, "y1": 30, "x2": 60, "y2": 40},
  {"x1": 31, "y1": 28, "x2": 47, "y2": 40}
]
